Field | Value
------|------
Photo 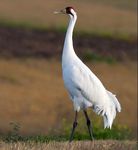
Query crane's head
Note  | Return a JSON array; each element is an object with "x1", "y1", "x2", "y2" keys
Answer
[{"x1": 54, "y1": 6, "x2": 76, "y2": 17}]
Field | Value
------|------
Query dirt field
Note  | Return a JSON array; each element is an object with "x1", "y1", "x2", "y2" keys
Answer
[
  {"x1": 0, "y1": 27, "x2": 137, "y2": 60},
  {"x1": 0, "y1": 140, "x2": 137, "y2": 150}
]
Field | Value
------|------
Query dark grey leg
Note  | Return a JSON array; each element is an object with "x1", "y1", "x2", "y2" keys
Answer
[
  {"x1": 69, "y1": 111, "x2": 78, "y2": 142},
  {"x1": 83, "y1": 110, "x2": 94, "y2": 141}
]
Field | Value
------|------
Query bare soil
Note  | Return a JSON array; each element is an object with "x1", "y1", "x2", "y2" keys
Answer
[{"x1": 0, "y1": 27, "x2": 137, "y2": 60}]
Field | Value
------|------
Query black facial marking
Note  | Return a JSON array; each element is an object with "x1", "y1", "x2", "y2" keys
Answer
[{"x1": 66, "y1": 7, "x2": 74, "y2": 16}]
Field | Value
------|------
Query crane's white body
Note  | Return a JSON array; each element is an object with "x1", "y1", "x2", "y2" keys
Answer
[{"x1": 62, "y1": 9, "x2": 121, "y2": 129}]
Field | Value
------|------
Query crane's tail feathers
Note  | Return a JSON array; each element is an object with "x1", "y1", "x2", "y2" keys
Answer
[
  {"x1": 92, "y1": 90, "x2": 121, "y2": 129},
  {"x1": 107, "y1": 90, "x2": 121, "y2": 113},
  {"x1": 103, "y1": 113, "x2": 112, "y2": 129},
  {"x1": 103, "y1": 91, "x2": 121, "y2": 129},
  {"x1": 93, "y1": 106, "x2": 114, "y2": 129}
]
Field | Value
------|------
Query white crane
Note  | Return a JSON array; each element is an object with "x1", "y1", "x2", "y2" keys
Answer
[{"x1": 55, "y1": 6, "x2": 121, "y2": 142}]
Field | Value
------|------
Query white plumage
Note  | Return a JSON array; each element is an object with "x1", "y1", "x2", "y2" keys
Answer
[
  {"x1": 56, "y1": 7, "x2": 121, "y2": 139},
  {"x1": 61, "y1": 7, "x2": 121, "y2": 129}
]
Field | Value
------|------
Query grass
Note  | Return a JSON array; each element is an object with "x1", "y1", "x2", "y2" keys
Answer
[
  {"x1": 0, "y1": 58, "x2": 137, "y2": 139},
  {"x1": 0, "y1": 19, "x2": 48, "y2": 31},
  {"x1": 82, "y1": 51, "x2": 116, "y2": 63},
  {"x1": 0, "y1": 122, "x2": 136, "y2": 149},
  {"x1": 0, "y1": 140, "x2": 137, "y2": 150},
  {"x1": 0, "y1": 0, "x2": 137, "y2": 37},
  {"x1": 0, "y1": 119, "x2": 131, "y2": 143}
]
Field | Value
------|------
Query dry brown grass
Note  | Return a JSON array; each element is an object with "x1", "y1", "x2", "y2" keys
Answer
[
  {"x1": 0, "y1": 0, "x2": 137, "y2": 35},
  {"x1": 0, "y1": 58, "x2": 137, "y2": 138},
  {"x1": 0, "y1": 140, "x2": 137, "y2": 150}
]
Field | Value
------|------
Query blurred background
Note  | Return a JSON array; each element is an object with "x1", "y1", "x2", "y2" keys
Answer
[{"x1": 0, "y1": 0, "x2": 137, "y2": 140}]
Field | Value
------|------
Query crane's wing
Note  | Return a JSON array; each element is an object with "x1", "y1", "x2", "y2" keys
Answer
[{"x1": 68, "y1": 62, "x2": 107, "y2": 104}]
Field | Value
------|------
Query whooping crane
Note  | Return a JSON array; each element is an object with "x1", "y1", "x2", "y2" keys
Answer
[{"x1": 55, "y1": 6, "x2": 121, "y2": 142}]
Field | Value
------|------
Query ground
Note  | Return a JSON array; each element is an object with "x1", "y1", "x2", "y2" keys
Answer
[{"x1": 0, "y1": 140, "x2": 137, "y2": 150}]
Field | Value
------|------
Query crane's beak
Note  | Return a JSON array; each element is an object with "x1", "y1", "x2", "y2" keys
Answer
[{"x1": 54, "y1": 9, "x2": 66, "y2": 14}]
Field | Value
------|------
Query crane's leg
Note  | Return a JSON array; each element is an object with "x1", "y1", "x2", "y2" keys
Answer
[
  {"x1": 69, "y1": 111, "x2": 78, "y2": 142},
  {"x1": 83, "y1": 110, "x2": 94, "y2": 141}
]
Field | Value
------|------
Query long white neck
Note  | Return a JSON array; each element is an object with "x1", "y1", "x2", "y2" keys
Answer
[{"x1": 62, "y1": 14, "x2": 77, "y2": 63}]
